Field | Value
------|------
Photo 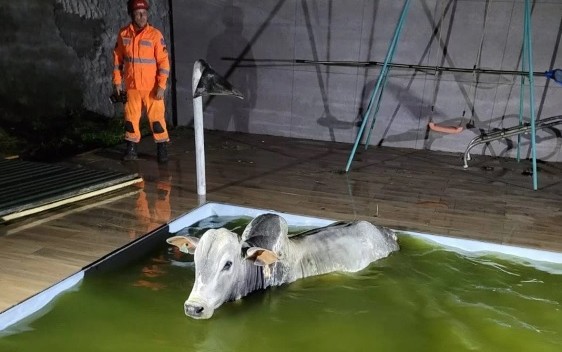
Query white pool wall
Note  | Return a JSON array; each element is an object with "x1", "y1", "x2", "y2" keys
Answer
[
  {"x1": 172, "y1": 202, "x2": 562, "y2": 266},
  {"x1": 168, "y1": 202, "x2": 334, "y2": 233},
  {"x1": 0, "y1": 272, "x2": 83, "y2": 332},
  {"x1": 404, "y1": 231, "x2": 562, "y2": 273}
]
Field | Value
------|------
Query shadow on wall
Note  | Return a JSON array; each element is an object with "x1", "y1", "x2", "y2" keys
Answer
[
  {"x1": 354, "y1": 79, "x2": 428, "y2": 147},
  {"x1": 205, "y1": 5, "x2": 257, "y2": 133},
  {"x1": 300, "y1": 0, "x2": 361, "y2": 142}
]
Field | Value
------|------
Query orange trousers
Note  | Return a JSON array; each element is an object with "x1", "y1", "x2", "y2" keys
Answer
[{"x1": 124, "y1": 89, "x2": 169, "y2": 143}]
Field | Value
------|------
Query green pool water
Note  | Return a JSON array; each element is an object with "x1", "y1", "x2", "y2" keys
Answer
[{"x1": 1, "y1": 216, "x2": 562, "y2": 352}]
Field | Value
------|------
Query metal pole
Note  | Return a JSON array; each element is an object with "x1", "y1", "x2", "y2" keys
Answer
[
  {"x1": 227, "y1": 58, "x2": 549, "y2": 77},
  {"x1": 345, "y1": 0, "x2": 411, "y2": 172},
  {"x1": 524, "y1": 0, "x2": 538, "y2": 190},
  {"x1": 192, "y1": 61, "x2": 207, "y2": 204},
  {"x1": 364, "y1": 3, "x2": 411, "y2": 149},
  {"x1": 167, "y1": 0, "x2": 178, "y2": 127},
  {"x1": 364, "y1": 74, "x2": 388, "y2": 148},
  {"x1": 517, "y1": 7, "x2": 527, "y2": 163}
]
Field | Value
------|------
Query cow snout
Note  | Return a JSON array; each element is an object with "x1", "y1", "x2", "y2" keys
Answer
[{"x1": 185, "y1": 303, "x2": 205, "y2": 317}]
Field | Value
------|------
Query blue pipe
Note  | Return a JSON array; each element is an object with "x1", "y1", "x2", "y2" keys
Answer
[
  {"x1": 364, "y1": 4, "x2": 411, "y2": 149},
  {"x1": 524, "y1": 0, "x2": 538, "y2": 190},
  {"x1": 517, "y1": 6, "x2": 527, "y2": 162},
  {"x1": 545, "y1": 69, "x2": 562, "y2": 84},
  {"x1": 364, "y1": 71, "x2": 389, "y2": 149},
  {"x1": 345, "y1": 0, "x2": 411, "y2": 172}
]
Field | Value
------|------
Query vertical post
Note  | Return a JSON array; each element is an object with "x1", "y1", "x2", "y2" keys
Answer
[
  {"x1": 167, "y1": 0, "x2": 178, "y2": 127},
  {"x1": 192, "y1": 61, "x2": 206, "y2": 204},
  {"x1": 364, "y1": 1, "x2": 412, "y2": 149},
  {"x1": 517, "y1": 27, "x2": 525, "y2": 163},
  {"x1": 364, "y1": 69, "x2": 389, "y2": 148},
  {"x1": 345, "y1": 0, "x2": 411, "y2": 172},
  {"x1": 524, "y1": 0, "x2": 538, "y2": 190}
]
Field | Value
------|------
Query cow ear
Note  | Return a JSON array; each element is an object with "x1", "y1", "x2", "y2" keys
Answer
[
  {"x1": 245, "y1": 247, "x2": 278, "y2": 266},
  {"x1": 166, "y1": 236, "x2": 199, "y2": 254}
]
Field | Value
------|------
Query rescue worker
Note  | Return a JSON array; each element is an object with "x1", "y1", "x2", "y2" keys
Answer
[{"x1": 113, "y1": 0, "x2": 171, "y2": 163}]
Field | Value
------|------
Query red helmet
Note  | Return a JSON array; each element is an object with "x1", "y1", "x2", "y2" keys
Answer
[{"x1": 128, "y1": 0, "x2": 149, "y2": 14}]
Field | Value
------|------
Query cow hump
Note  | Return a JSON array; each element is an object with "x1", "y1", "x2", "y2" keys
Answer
[{"x1": 241, "y1": 214, "x2": 289, "y2": 253}]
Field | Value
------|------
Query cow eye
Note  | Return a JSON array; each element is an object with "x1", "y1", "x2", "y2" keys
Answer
[{"x1": 222, "y1": 261, "x2": 232, "y2": 271}]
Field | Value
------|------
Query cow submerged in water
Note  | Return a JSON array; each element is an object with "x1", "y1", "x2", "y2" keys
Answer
[{"x1": 166, "y1": 213, "x2": 399, "y2": 319}]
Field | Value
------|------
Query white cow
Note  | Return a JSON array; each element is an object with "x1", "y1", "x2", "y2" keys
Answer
[{"x1": 167, "y1": 213, "x2": 399, "y2": 319}]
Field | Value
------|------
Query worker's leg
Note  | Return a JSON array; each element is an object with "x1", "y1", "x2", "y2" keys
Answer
[
  {"x1": 124, "y1": 90, "x2": 144, "y2": 143},
  {"x1": 122, "y1": 89, "x2": 144, "y2": 160},
  {"x1": 145, "y1": 90, "x2": 170, "y2": 163},
  {"x1": 145, "y1": 90, "x2": 169, "y2": 143}
]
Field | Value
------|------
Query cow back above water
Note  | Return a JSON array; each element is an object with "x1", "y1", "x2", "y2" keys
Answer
[{"x1": 166, "y1": 213, "x2": 399, "y2": 319}]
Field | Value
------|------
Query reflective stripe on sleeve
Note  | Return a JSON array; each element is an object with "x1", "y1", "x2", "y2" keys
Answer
[{"x1": 158, "y1": 68, "x2": 170, "y2": 75}]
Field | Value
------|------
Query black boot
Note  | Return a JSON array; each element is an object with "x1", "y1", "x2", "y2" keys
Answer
[
  {"x1": 157, "y1": 142, "x2": 168, "y2": 164},
  {"x1": 122, "y1": 141, "x2": 138, "y2": 161}
]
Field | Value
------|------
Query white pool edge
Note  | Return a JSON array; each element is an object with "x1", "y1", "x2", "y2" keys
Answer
[
  {"x1": 403, "y1": 230, "x2": 562, "y2": 274},
  {"x1": 2, "y1": 201, "x2": 562, "y2": 332},
  {"x1": 403, "y1": 231, "x2": 562, "y2": 264},
  {"x1": 0, "y1": 271, "x2": 83, "y2": 332}
]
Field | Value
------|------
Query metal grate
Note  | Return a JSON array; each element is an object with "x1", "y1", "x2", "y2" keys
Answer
[{"x1": 0, "y1": 159, "x2": 142, "y2": 222}]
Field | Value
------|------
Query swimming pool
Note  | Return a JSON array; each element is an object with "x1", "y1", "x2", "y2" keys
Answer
[{"x1": 1, "y1": 202, "x2": 562, "y2": 351}]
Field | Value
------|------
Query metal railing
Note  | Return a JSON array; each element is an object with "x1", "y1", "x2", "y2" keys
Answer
[{"x1": 463, "y1": 116, "x2": 562, "y2": 169}]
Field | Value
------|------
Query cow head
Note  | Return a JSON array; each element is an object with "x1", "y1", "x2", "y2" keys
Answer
[{"x1": 167, "y1": 228, "x2": 278, "y2": 319}]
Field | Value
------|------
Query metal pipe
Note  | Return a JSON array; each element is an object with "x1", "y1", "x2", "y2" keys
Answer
[
  {"x1": 224, "y1": 57, "x2": 549, "y2": 77},
  {"x1": 364, "y1": 1, "x2": 412, "y2": 149},
  {"x1": 517, "y1": 14, "x2": 527, "y2": 163},
  {"x1": 463, "y1": 116, "x2": 562, "y2": 168},
  {"x1": 192, "y1": 61, "x2": 206, "y2": 204},
  {"x1": 297, "y1": 60, "x2": 548, "y2": 77},
  {"x1": 345, "y1": 0, "x2": 412, "y2": 172},
  {"x1": 525, "y1": 0, "x2": 538, "y2": 190},
  {"x1": 167, "y1": 0, "x2": 178, "y2": 127}
]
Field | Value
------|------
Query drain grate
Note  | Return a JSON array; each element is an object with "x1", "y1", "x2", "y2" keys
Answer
[{"x1": 0, "y1": 159, "x2": 142, "y2": 222}]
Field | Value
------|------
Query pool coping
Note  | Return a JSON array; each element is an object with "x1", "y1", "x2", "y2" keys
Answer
[{"x1": 2, "y1": 201, "x2": 562, "y2": 332}]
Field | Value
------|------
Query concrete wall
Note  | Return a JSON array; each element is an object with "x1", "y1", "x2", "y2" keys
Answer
[
  {"x1": 173, "y1": 0, "x2": 562, "y2": 161},
  {"x1": 0, "y1": 0, "x2": 171, "y2": 124}
]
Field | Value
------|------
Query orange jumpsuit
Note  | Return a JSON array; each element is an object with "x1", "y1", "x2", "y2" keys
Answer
[{"x1": 113, "y1": 23, "x2": 170, "y2": 143}]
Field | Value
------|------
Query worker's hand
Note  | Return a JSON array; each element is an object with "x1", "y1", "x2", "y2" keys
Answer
[
  {"x1": 114, "y1": 84, "x2": 122, "y2": 95},
  {"x1": 155, "y1": 86, "x2": 165, "y2": 100}
]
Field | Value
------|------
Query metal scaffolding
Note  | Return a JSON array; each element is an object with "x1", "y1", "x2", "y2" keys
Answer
[
  {"x1": 345, "y1": 0, "x2": 411, "y2": 172},
  {"x1": 344, "y1": 0, "x2": 542, "y2": 190}
]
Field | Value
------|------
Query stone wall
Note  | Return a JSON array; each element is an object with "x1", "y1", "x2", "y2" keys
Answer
[{"x1": 0, "y1": 0, "x2": 171, "y2": 125}]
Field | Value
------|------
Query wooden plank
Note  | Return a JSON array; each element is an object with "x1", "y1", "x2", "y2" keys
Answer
[{"x1": 1, "y1": 177, "x2": 143, "y2": 223}]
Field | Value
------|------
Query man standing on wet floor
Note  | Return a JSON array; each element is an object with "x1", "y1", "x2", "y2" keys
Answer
[{"x1": 113, "y1": 0, "x2": 171, "y2": 163}]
